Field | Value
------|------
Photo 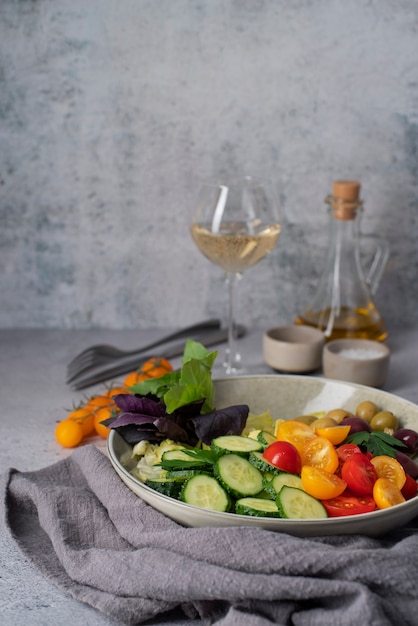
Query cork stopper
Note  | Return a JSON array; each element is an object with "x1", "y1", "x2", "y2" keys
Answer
[
  {"x1": 329, "y1": 180, "x2": 362, "y2": 220},
  {"x1": 333, "y1": 180, "x2": 361, "y2": 201}
]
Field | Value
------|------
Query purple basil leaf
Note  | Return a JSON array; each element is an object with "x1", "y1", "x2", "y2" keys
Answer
[
  {"x1": 117, "y1": 425, "x2": 159, "y2": 445},
  {"x1": 152, "y1": 417, "x2": 192, "y2": 443},
  {"x1": 192, "y1": 404, "x2": 249, "y2": 445},
  {"x1": 106, "y1": 412, "x2": 164, "y2": 428},
  {"x1": 113, "y1": 394, "x2": 166, "y2": 416},
  {"x1": 171, "y1": 400, "x2": 205, "y2": 420}
]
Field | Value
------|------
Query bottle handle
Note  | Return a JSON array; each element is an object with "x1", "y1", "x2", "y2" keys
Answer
[{"x1": 361, "y1": 235, "x2": 390, "y2": 295}]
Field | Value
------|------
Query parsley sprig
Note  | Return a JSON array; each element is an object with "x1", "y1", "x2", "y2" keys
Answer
[{"x1": 345, "y1": 430, "x2": 407, "y2": 458}]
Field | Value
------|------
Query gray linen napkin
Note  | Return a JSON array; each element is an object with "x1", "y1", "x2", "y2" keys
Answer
[{"x1": 2, "y1": 444, "x2": 418, "y2": 626}]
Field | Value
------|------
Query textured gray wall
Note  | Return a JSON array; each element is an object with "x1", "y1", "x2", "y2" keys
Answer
[{"x1": 1, "y1": 0, "x2": 417, "y2": 330}]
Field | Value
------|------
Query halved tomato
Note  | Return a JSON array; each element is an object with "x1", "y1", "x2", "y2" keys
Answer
[
  {"x1": 315, "y1": 425, "x2": 351, "y2": 445},
  {"x1": 301, "y1": 466, "x2": 347, "y2": 500},
  {"x1": 336, "y1": 443, "x2": 362, "y2": 463},
  {"x1": 370, "y1": 455, "x2": 406, "y2": 490},
  {"x1": 301, "y1": 436, "x2": 339, "y2": 474},
  {"x1": 341, "y1": 452, "x2": 378, "y2": 495},
  {"x1": 321, "y1": 492, "x2": 376, "y2": 517},
  {"x1": 373, "y1": 477, "x2": 405, "y2": 509},
  {"x1": 274, "y1": 420, "x2": 316, "y2": 455}
]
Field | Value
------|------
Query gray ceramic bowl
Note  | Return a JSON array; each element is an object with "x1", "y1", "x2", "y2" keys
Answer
[
  {"x1": 323, "y1": 339, "x2": 390, "y2": 387},
  {"x1": 263, "y1": 325, "x2": 325, "y2": 373}
]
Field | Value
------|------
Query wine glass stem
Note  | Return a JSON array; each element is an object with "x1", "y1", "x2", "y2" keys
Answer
[{"x1": 225, "y1": 272, "x2": 241, "y2": 374}]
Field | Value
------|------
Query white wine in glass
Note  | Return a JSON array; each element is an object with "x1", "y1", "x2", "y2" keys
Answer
[{"x1": 190, "y1": 176, "x2": 281, "y2": 374}]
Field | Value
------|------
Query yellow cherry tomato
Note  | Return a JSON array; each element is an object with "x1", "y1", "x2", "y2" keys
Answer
[
  {"x1": 55, "y1": 419, "x2": 84, "y2": 448},
  {"x1": 94, "y1": 406, "x2": 113, "y2": 439},
  {"x1": 373, "y1": 477, "x2": 405, "y2": 509},
  {"x1": 67, "y1": 406, "x2": 95, "y2": 437},
  {"x1": 301, "y1": 466, "x2": 347, "y2": 500},
  {"x1": 370, "y1": 455, "x2": 406, "y2": 490},
  {"x1": 274, "y1": 420, "x2": 316, "y2": 455},
  {"x1": 315, "y1": 425, "x2": 351, "y2": 445},
  {"x1": 301, "y1": 437, "x2": 340, "y2": 474}
]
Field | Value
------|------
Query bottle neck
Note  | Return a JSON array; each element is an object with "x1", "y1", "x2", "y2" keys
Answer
[{"x1": 325, "y1": 194, "x2": 363, "y2": 221}]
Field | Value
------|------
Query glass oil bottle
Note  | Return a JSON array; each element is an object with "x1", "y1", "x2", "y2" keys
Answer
[{"x1": 294, "y1": 180, "x2": 388, "y2": 342}]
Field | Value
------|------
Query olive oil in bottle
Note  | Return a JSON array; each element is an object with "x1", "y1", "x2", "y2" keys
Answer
[{"x1": 295, "y1": 180, "x2": 388, "y2": 342}]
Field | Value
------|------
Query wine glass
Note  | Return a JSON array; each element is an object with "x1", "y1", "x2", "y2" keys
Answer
[{"x1": 190, "y1": 176, "x2": 281, "y2": 374}]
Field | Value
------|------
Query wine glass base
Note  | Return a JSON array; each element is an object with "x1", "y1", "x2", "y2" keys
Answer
[{"x1": 221, "y1": 350, "x2": 245, "y2": 376}]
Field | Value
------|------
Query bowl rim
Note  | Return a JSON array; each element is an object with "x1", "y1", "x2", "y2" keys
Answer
[{"x1": 264, "y1": 325, "x2": 325, "y2": 346}]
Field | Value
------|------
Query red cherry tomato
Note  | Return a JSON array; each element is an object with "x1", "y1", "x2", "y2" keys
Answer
[
  {"x1": 337, "y1": 443, "x2": 362, "y2": 462},
  {"x1": 341, "y1": 453, "x2": 378, "y2": 495},
  {"x1": 401, "y1": 473, "x2": 418, "y2": 500},
  {"x1": 263, "y1": 441, "x2": 301, "y2": 474},
  {"x1": 321, "y1": 491, "x2": 376, "y2": 517}
]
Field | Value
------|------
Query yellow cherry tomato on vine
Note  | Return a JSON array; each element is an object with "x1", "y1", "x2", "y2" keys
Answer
[{"x1": 55, "y1": 419, "x2": 84, "y2": 448}]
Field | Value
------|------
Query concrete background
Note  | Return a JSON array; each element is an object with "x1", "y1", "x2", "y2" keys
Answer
[{"x1": 1, "y1": 0, "x2": 417, "y2": 331}]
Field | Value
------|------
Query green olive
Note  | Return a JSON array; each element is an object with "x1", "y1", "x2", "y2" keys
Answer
[
  {"x1": 312, "y1": 416, "x2": 338, "y2": 431},
  {"x1": 294, "y1": 415, "x2": 317, "y2": 425},
  {"x1": 370, "y1": 411, "x2": 399, "y2": 432},
  {"x1": 324, "y1": 408, "x2": 353, "y2": 424},
  {"x1": 355, "y1": 400, "x2": 379, "y2": 423}
]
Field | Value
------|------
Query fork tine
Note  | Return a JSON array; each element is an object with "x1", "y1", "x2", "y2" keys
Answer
[
  {"x1": 70, "y1": 325, "x2": 246, "y2": 390},
  {"x1": 66, "y1": 350, "x2": 112, "y2": 381},
  {"x1": 66, "y1": 319, "x2": 221, "y2": 382}
]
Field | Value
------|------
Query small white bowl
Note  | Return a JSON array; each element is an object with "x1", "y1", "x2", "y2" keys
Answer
[
  {"x1": 263, "y1": 325, "x2": 325, "y2": 373},
  {"x1": 323, "y1": 339, "x2": 390, "y2": 387}
]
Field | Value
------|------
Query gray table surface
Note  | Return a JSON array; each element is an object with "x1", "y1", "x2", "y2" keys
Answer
[{"x1": 1, "y1": 326, "x2": 417, "y2": 625}]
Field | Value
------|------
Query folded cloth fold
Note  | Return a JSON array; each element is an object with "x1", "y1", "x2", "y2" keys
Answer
[{"x1": 2, "y1": 444, "x2": 418, "y2": 626}]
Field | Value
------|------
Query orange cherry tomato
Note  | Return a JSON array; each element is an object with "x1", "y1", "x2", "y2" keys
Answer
[
  {"x1": 301, "y1": 466, "x2": 347, "y2": 500},
  {"x1": 55, "y1": 419, "x2": 84, "y2": 448},
  {"x1": 274, "y1": 420, "x2": 316, "y2": 455},
  {"x1": 301, "y1": 436, "x2": 339, "y2": 474},
  {"x1": 124, "y1": 370, "x2": 150, "y2": 388},
  {"x1": 93, "y1": 406, "x2": 113, "y2": 439},
  {"x1": 141, "y1": 357, "x2": 173, "y2": 378},
  {"x1": 370, "y1": 455, "x2": 406, "y2": 490},
  {"x1": 315, "y1": 425, "x2": 351, "y2": 445},
  {"x1": 67, "y1": 406, "x2": 95, "y2": 436},
  {"x1": 105, "y1": 386, "x2": 130, "y2": 400},
  {"x1": 373, "y1": 477, "x2": 405, "y2": 509},
  {"x1": 85, "y1": 394, "x2": 111, "y2": 412}
]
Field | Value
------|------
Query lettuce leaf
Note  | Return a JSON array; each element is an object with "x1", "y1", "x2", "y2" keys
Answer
[{"x1": 129, "y1": 339, "x2": 217, "y2": 414}]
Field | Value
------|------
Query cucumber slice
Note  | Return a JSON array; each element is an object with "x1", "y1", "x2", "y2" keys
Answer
[
  {"x1": 264, "y1": 473, "x2": 304, "y2": 499},
  {"x1": 180, "y1": 474, "x2": 230, "y2": 512},
  {"x1": 145, "y1": 479, "x2": 182, "y2": 498},
  {"x1": 257, "y1": 431, "x2": 276, "y2": 447},
  {"x1": 211, "y1": 435, "x2": 263, "y2": 457},
  {"x1": 248, "y1": 451, "x2": 282, "y2": 475},
  {"x1": 276, "y1": 486, "x2": 328, "y2": 519},
  {"x1": 165, "y1": 469, "x2": 211, "y2": 481},
  {"x1": 236, "y1": 497, "x2": 281, "y2": 517},
  {"x1": 214, "y1": 453, "x2": 263, "y2": 498}
]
